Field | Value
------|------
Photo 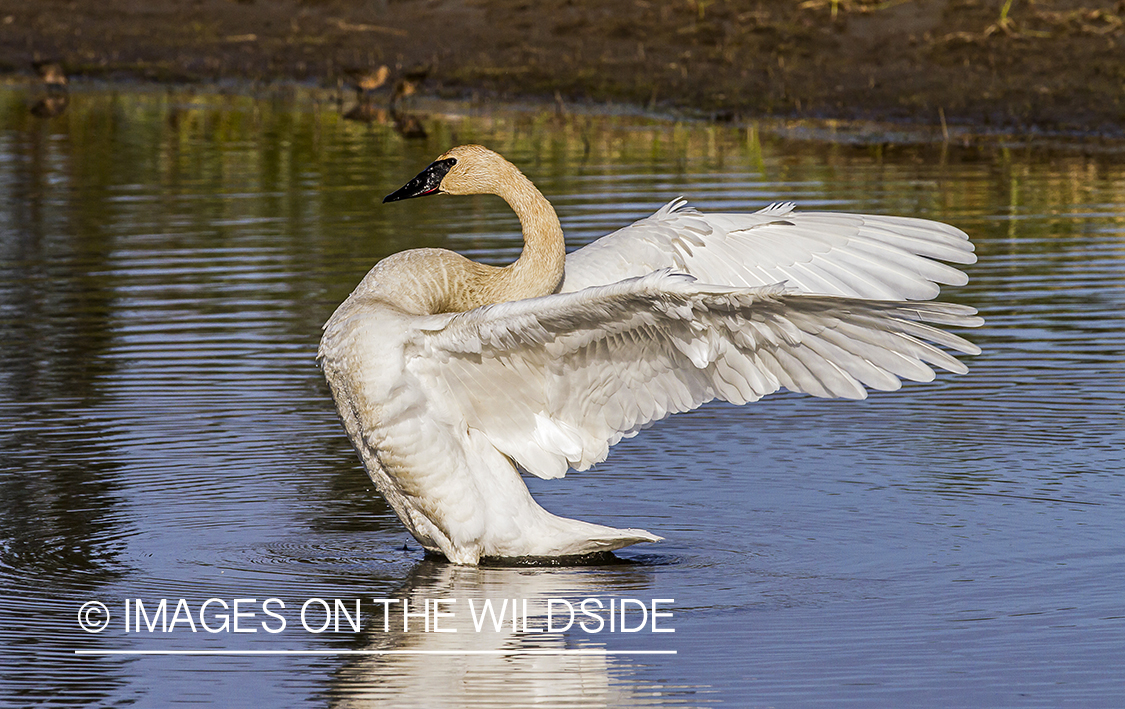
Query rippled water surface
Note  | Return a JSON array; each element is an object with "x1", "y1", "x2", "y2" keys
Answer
[{"x1": 2, "y1": 86, "x2": 1123, "y2": 707}]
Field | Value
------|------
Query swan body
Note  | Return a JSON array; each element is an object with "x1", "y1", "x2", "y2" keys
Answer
[{"x1": 318, "y1": 145, "x2": 982, "y2": 565}]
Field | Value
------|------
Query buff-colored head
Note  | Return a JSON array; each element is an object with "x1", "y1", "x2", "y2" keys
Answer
[
  {"x1": 434, "y1": 145, "x2": 511, "y2": 196},
  {"x1": 383, "y1": 145, "x2": 516, "y2": 203}
]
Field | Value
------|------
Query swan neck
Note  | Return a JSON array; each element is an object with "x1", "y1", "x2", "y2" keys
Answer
[{"x1": 496, "y1": 168, "x2": 565, "y2": 300}]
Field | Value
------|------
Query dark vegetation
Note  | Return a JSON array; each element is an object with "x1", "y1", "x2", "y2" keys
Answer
[{"x1": 5, "y1": 0, "x2": 1124, "y2": 134}]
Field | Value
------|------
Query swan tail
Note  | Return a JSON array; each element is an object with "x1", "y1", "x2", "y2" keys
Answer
[{"x1": 534, "y1": 516, "x2": 662, "y2": 557}]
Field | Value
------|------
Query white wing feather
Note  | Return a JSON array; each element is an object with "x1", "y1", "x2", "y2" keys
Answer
[
  {"x1": 410, "y1": 270, "x2": 981, "y2": 481},
  {"x1": 559, "y1": 200, "x2": 976, "y2": 300}
]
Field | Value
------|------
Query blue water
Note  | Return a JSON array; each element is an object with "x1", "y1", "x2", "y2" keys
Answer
[{"x1": 1, "y1": 86, "x2": 1122, "y2": 707}]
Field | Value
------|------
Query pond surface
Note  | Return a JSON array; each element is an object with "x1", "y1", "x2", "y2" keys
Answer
[{"x1": 1, "y1": 86, "x2": 1122, "y2": 708}]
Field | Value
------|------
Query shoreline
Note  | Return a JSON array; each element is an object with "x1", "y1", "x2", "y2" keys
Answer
[
  {"x1": 17, "y1": 78, "x2": 1125, "y2": 156},
  {"x1": 7, "y1": 1, "x2": 1125, "y2": 139}
]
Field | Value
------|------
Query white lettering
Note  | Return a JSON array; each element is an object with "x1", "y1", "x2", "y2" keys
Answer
[
  {"x1": 200, "y1": 598, "x2": 230, "y2": 633},
  {"x1": 370, "y1": 599, "x2": 399, "y2": 632},
  {"x1": 619, "y1": 599, "x2": 648, "y2": 632},
  {"x1": 261, "y1": 598, "x2": 286, "y2": 633},
  {"x1": 233, "y1": 598, "x2": 257, "y2": 633},
  {"x1": 432, "y1": 598, "x2": 457, "y2": 633},
  {"x1": 301, "y1": 598, "x2": 331, "y2": 633},
  {"x1": 334, "y1": 599, "x2": 361, "y2": 633},
  {"x1": 547, "y1": 599, "x2": 574, "y2": 632},
  {"x1": 167, "y1": 599, "x2": 197, "y2": 632},
  {"x1": 651, "y1": 598, "x2": 674, "y2": 632},
  {"x1": 135, "y1": 599, "x2": 167, "y2": 633},
  {"x1": 468, "y1": 598, "x2": 509, "y2": 632},
  {"x1": 579, "y1": 598, "x2": 605, "y2": 633}
]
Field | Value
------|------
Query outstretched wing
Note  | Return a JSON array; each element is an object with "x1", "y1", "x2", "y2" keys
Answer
[
  {"x1": 409, "y1": 270, "x2": 982, "y2": 481},
  {"x1": 559, "y1": 200, "x2": 976, "y2": 300}
]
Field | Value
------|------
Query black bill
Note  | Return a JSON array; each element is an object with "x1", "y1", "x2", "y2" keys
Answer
[{"x1": 383, "y1": 158, "x2": 457, "y2": 203}]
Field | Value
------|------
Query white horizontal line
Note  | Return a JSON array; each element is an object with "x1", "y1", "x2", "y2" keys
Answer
[{"x1": 74, "y1": 649, "x2": 676, "y2": 656}]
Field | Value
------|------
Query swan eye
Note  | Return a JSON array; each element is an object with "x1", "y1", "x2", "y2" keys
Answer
[{"x1": 383, "y1": 158, "x2": 457, "y2": 203}]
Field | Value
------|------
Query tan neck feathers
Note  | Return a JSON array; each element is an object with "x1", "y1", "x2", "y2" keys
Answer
[{"x1": 439, "y1": 146, "x2": 566, "y2": 305}]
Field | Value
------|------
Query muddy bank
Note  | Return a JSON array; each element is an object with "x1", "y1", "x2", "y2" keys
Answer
[{"x1": 5, "y1": 0, "x2": 1124, "y2": 134}]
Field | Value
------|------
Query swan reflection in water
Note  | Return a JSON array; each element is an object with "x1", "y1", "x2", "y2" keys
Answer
[
  {"x1": 318, "y1": 145, "x2": 982, "y2": 565},
  {"x1": 327, "y1": 560, "x2": 676, "y2": 708}
]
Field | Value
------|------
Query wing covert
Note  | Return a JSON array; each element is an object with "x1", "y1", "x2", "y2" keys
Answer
[
  {"x1": 410, "y1": 271, "x2": 981, "y2": 481},
  {"x1": 559, "y1": 200, "x2": 976, "y2": 300}
]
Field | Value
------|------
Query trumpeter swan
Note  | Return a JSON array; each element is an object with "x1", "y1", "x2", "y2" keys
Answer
[{"x1": 318, "y1": 144, "x2": 982, "y2": 565}]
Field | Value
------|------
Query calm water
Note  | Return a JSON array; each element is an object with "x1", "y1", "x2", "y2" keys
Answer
[{"x1": 1, "y1": 86, "x2": 1123, "y2": 708}]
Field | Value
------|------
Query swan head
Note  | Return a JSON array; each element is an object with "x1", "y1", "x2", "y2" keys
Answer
[{"x1": 383, "y1": 145, "x2": 507, "y2": 203}]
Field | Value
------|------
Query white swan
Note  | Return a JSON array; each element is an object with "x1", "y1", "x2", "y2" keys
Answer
[{"x1": 318, "y1": 144, "x2": 982, "y2": 565}]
